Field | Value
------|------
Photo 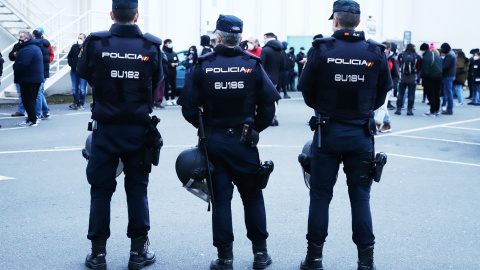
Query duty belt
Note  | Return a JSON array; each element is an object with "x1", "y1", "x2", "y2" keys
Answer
[{"x1": 209, "y1": 127, "x2": 242, "y2": 137}]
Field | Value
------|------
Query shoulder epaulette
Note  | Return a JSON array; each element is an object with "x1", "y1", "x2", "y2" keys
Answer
[
  {"x1": 90, "y1": 31, "x2": 112, "y2": 47},
  {"x1": 143, "y1": 33, "x2": 162, "y2": 46},
  {"x1": 241, "y1": 51, "x2": 261, "y2": 63},
  {"x1": 313, "y1": 37, "x2": 336, "y2": 50},
  {"x1": 366, "y1": 39, "x2": 386, "y2": 53}
]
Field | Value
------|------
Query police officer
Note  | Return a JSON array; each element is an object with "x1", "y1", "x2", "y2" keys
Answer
[
  {"x1": 77, "y1": 1, "x2": 163, "y2": 269},
  {"x1": 178, "y1": 15, "x2": 280, "y2": 270},
  {"x1": 297, "y1": 1, "x2": 392, "y2": 270}
]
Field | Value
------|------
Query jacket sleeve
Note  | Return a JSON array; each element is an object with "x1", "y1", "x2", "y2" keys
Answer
[
  {"x1": 374, "y1": 52, "x2": 393, "y2": 110},
  {"x1": 255, "y1": 63, "x2": 281, "y2": 132},
  {"x1": 67, "y1": 45, "x2": 74, "y2": 67},
  {"x1": 260, "y1": 49, "x2": 267, "y2": 66},
  {"x1": 9, "y1": 44, "x2": 18, "y2": 61},
  {"x1": 178, "y1": 64, "x2": 203, "y2": 128},
  {"x1": 48, "y1": 44, "x2": 54, "y2": 63},
  {"x1": 76, "y1": 36, "x2": 95, "y2": 84},
  {"x1": 297, "y1": 49, "x2": 320, "y2": 109},
  {"x1": 0, "y1": 52, "x2": 4, "y2": 64},
  {"x1": 13, "y1": 47, "x2": 33, "y2": 75}
]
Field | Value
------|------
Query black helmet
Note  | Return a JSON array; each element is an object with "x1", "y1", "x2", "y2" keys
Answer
[
  {"x1": 175, "y1": 147, "x2": 214, "y2": 202},
  {"x1": 298, "y1": 140, "x2": 312, "y2": 189},
  {"x1": 82, "y1": 133, "x2": 124, "y2": 178}
]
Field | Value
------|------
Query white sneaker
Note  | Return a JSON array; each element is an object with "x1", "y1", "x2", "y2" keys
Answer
[
  {"x1": 166, "y1": 100, "x2": 173, "y2": 106},
  {"x1": 172, "y1": 100, "x2": 177, "y2": 105},
  {"x1": 29, "y1": 120, "x2": 39, "y2": 127},
  {"x1": 18, "y1": 120, "x2": 30, "y2": 126}
]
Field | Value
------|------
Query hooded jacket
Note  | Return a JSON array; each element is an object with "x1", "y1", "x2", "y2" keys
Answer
[
  {"x1": 37, "y1": 38, "x2": 52, "y2": 78},
  {"x1": 260, "y1": 39, "x2": 286, "y2": 85},
  {"x1": 13, "y1": 39, "x2": 44, "y2": 83}
]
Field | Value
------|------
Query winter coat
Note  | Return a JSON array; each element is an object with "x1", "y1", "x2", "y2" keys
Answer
[
  {"x1": 442, "y1": 50, "x2": 457, "y2": 77},
  {"x1": 8, "y1": 43, "x2": 20, "y2": 61},
  {"x1": 38, "y1": 38, "x2": 52, "y2": 78},
  {"x1": 68, "y1": 43, "x2": 82, "y2": 72},
  {"x1": 471, "y1": 59, "x2": 480, "y2": 81},
  {"x1": 162, "y1": 46, "x2": 178, "y2": 77},
  {"x1": 260, "y1": 39, "x2": 286, "y2": 85},
  {"x1": 421, "y1": 50, "x2": 442, "y2": 80},
  {"x1": 454, "y1": 57, "x2": 469, "y2": 85},
  {"x1": 13, "y1": 39, "x2": 44, "y2": 83},
  {"x1": 387, "y1": 53, "x2": 401, "y2": 86}
]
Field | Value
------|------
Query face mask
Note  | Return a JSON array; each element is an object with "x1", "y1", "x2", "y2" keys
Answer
[
  {"x1": 474, "y1": 56, "x2": 479, "y2": 61},
  {"x1": 167, "y1": 44, "x2": 173, "y2": 49},
  {"x1": 78, "y1": 40, "x2": 84, "y2": 45},
  {"x1": 18, "y1": 39, "x2": 24, "y2": 44},
  {"x1": 247, "y1": 43, "x2": 254, "y2": 50},
  {"x1": 190, "y1": 50, "x2": 194, "y2": 54},
  {"x1": 441, "y1": 56, "x2": 445, "y2": 59}
]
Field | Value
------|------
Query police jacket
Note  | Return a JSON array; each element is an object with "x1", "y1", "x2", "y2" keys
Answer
[
  {"x1": 67, "y1": 43, "x2": 82, "y2": 72},
  {"x1": 13, "y1": 39, "x2": 44, "y2": 84},
  {"x1": 178, "y1": 44, "x2": 281, "y2": 132},
  {"x1": 77, "y1": 24, "x2": 163, "y2": 125},
  {"x1": 260, "y1": 39, "x2": 286, "y2": 85},
  {"x1": 298, "y1": 30, "x2": 393, "y2": 121},
  {"x1": 37, "y1": 38, "x2": 52, "y2": 78}
]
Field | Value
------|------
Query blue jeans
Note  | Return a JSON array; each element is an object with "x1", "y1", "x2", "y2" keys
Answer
[
  {"x1": 441, "y1": 76, "x2": 455, "y2": 112},
  {"x1": 473, "y1": 83, "x2": 480, "y2": 104},
  {"x1": 36, "y1": 78, "x2": 49, "y2": 117},
  {"x1": 454, "y1": 84, "x2": 464, "y2": 104},
  {"x1": 307, "y1": 121, "x2": 375, "y2": 246},
  {"x1": 71, "y1": 70, "x2": 87, "y2": 105},
  {"x1": 16, "y1": 84, "x2": 26, "y2": 114}
]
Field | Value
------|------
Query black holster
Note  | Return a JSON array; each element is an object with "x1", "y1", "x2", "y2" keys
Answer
[
  {"x1": 144, "y1": 116, "x2": 163, "y2": 166},
  {"x1": 371, "y1": 152, "x2": 387, "y2": 182},
  {"x1": 256, "y1": 160, "x2": 274, "y2": 189},
  {"x1": 239, "y1": 124, "x2": 259, "y2": 147}
]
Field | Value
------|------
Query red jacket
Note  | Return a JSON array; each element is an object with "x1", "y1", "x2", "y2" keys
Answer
[{"x1": 247, "y1": 47, "x2": 262, "y2": 57}]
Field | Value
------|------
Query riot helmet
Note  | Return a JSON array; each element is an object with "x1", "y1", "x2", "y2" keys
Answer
[
  {"x1": 175, "y1": 146, "x2": 214, "y2": 202},
  {"x1": 298, "y1": 140, "x2": 313, "y2": 189},
  {"x1": 82, "y1": 133, "x2": 124, "y2": 178}
]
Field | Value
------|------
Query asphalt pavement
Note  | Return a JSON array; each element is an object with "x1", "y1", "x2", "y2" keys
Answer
[{"x1": 0, "y1": 91, "x2": 479, "y2": 270}]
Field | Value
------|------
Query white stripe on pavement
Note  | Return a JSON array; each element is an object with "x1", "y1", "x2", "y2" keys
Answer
[
  {"x1": 441, "y1": 126, "x2": 480, "y2": 132},
  {"x1": 387, "y1": 153, "x2": 480, "y2": 167},
  {"x1": 0, "y1": 127, "x2": 26, "y2": 131},
  {"x1": 0, "y1": 176, "x2": 15, "y2": 181},
  {"x1": 376, "y1": 118, "x2": 480, "y2": 138},
  {"x1": 389, "y1": 134, "x2": 480, "y2": 146}
]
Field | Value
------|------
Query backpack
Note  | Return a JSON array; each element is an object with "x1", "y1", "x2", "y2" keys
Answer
[{"x1": 401, "y1": 52, "x2": 417, "y2": 75}]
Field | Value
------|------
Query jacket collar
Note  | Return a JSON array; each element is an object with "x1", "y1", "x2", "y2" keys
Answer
[
  {"x1": 332, "y1": 30, "x2": 365, "y2": 41},
  {"x1": 109, "y1": 24, "x2": 143, "y2": 38},
  {"x1": 214, "y1": 44, "x2": 244, "y2": 56}
]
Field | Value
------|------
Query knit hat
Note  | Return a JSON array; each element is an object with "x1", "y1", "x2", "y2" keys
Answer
[
  {"x1": 429, "y1": 43, "x2": 435, "y2": 50},
  {"x1": 420, "y1": 43, "x2": 429, "y2": 51}
]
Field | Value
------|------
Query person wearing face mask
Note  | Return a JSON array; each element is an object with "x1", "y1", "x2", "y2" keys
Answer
[
  {"x1": 13, "y1": 30, "x2": 44, "y2": 127},
  {"x1": 162, "y1": 39, "x2": 179, "y2": 105},
  {"x1": 246, "y1": 37, "x2": 262, "y2": 57},
  {"x1": 8, "y1": 32, "x2": 27, "y2": 118},
  {"x1": 32, "y1": 28, "x2": 52, "y2": 120},
  {"x1": 439, "y1": 42, "x2": 457, "y2": 115},
  {"x1": 182, "y1": 46, "x2": 198, "y2": 73},
  {"x1": 68, "y1": 33, "x2": 88, "y2": 109}
]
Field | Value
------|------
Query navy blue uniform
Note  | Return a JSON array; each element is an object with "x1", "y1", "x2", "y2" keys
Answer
[
  {"x1": 298, "y1": 30, "x2": 392, "y2": 247},
  {"x1": 178, "y1": 44, "x2": 280, "y2": 248},
  {"x1": 77, "y1": 23, "x2": 162, "y2": 241}
]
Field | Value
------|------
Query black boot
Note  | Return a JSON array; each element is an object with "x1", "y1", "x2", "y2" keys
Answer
[
  {"x1": 210, "y1": 244, "x2": 233, "y2": 270},
  {"x1": 252, "y1": 240, "x2": 272, "y2": 269},
  {"x1": 300, "y1": 242, "x2": 323, "y2": 270},
  {"x1": 357, "y1": 245, "x2": 376, "y2": 270},
  {"x1": 394, "y1": 108, "x2": 401, "y2": 115},
  {"x1": 407, "y1": 108, "x2": 414, "y2": 115},
  {"x1": 85, "y1": 240, "x2": 107, "y2": 270},
  {"x1": 128, "y1": 236, "x2": 156, "y2": 270}
]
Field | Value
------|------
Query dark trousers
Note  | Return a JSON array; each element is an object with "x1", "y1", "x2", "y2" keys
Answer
[
  {"x1": 165, "y1": 72, "x2": 177, "y2": 100},
  {"x1": 467, "y1": 77, "x2": 474, "y2": 98},
  {"x1": 423, "y1": 77, "x2": 442, "y2": 113},
  {"x1": 207, "y1": 131, "x2": 268, "y2": 248},
  {"x1": 276, "y1": 71, "x2": 288, "y2": 95},
  {"x1": 19, "y1": 83, "x2": 40, "y2": 123},
  {"x1": 86, "y1": 123, "x2": 150, "y2": 241},
  {"x1": 396, "y1": 82, "x2": 416, "y2": 109},
  {"x1": 307, "y1": 121, "x2": 375, "y2": 246}
]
